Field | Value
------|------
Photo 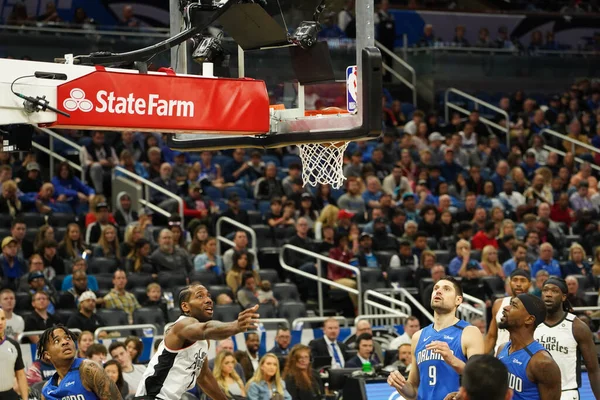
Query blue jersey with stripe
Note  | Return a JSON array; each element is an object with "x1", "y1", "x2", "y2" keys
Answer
[
  {"x1": 415, "y1": 319, "x2": 469, "y2": 400},
  {"x1": 497, "y1": 341, "x2": 547, "y2": 400},
  {"x1": 42, "y1": 358, "x2": 99, "y2": 400}
]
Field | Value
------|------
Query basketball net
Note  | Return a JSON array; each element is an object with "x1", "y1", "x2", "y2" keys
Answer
[{"x1": 298, "y1": 141, "x2": 349, "y2": 189}]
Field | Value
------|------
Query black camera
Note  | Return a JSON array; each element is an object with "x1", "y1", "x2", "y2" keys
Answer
[{"x1": 289, "y1": 21, "x2": 320, "y2": 49}]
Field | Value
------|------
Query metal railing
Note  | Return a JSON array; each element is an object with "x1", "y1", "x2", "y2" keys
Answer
[
  {"x1": 383, "y1": 286, "x2": 435, "y2": 323},
  {"x1": 215, "y1": 216, "x2": 259, "y2": 269},
  {"x1": 38, "y1": 127, "x2": 84, "y2": 180},
  {"x1": 541, "y1": 128, "x2": 600, "y2": 157},
  {"x1": 459, "y1": 293, "x2": 487, "y2": 327},
  {"x1": 444, "y1": 88, "x2": 510, "y2": 148},
  {"x1": 259, "y1": 318, "x2": 290, "y2": 330},
  {"x1": 363, "y1": 290, "x2": 411, "y2": 327},
  {"x1": 355, "y1": 314, "x2": 408, "y2": 329},
  {"x1": 280, "y1": 244, "x2": 362, "y2": 317},
  {"x1": 19, "y1": 328, "x2": 82, "y2": 343},
  {"x1": 542, "y1": 145, "x2": 600, "y2": 173},
  {"x1": 376, "y1": 40, "x2": 417, "y2": 107},
  {"x1": 292, "y1": 316, "x2": 348, "y2": 328},
  {"x1": 113, "y1": 166, "x2": 184, "y2": 220},
  {"x1": 94, "y1": 324, "x2": 157, "y2": 341}
]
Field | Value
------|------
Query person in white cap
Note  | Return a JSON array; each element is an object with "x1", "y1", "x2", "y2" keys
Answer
[{"x1": 66, "y1": 291, "x2": 107, "y2": 337}]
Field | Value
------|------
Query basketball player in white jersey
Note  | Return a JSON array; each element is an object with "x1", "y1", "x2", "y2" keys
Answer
[
  {"x1": 535, "y1": 277, "x2": 600, "y2": 400},
  {"x1": 135, "y1": 284, "x2": 259, "y2": 400},
  {"x1": 484, "y1": 269, "x2": 531, "y2": 355}
]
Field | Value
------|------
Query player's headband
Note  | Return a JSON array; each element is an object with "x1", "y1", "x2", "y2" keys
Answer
[
  {"x1": 543, "y1": 277, "x2": 568, "y2": 294},
  {"x1": 516, "y1": 293, "x2": 546, "y2": 328},
  {"x1": 509, "y1": 269, "x2": 530, "y2": 280}
]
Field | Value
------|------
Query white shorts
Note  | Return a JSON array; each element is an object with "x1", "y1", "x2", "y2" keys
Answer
[{"x1": 560, "y1": 389, "x2": 579, "y2": 400}]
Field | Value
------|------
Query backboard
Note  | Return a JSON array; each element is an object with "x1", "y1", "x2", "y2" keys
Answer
[{"x1": 166, "y1": 0, "x2": 382, "y2": 151}]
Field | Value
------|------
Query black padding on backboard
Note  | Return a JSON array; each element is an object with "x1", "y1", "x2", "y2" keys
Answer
[
  {"x1": 290, "y1": 41, "x2": 335, "y2": 85},
  {"x1": 219, "y1": 3, "x2": 289, "y2": 51},
  {"x1": 167, "y1": 46, "x2": 383, "y2": 150}
]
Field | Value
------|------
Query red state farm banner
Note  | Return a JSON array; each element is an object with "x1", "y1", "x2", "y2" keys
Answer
[{"x1": 52, "y1": 70, "x2": 270, "y2": 134}]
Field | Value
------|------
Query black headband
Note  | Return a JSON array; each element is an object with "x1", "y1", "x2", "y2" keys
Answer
[
  {"x1": 510, "y1": 268, "x2": 530, "y2": 280},
  {"x1": 517, "y1": 293, "x2": 546, "y2": 328},
  {"x1": 543, "y1": 277, "x2": 568, "y2": 294}
]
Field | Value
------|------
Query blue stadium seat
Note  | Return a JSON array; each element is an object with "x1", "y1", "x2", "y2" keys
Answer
[
  {"x1": 239, "y1": 199, "x2": 256, "y2": 211},
  {"x1": 258, "y1": 201, "x2": 271, "y2": 214},
  {"x1": 203, "y1": 185, "x2": 222, "y2": 200},
  {"x1": 224, "y1": 186, "x2": 248, "y2": 200},
  {"x1": 213, "y1": 154, "x2": 233, "y2": 167},
  {"x1": 262, "y1": 154, "x2": 281, "y2": 167},
  {"x1": 282, "y1": 155, "x2": 301, "y2": 168}
]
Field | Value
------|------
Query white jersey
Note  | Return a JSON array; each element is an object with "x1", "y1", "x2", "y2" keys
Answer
[
  {"x1": 534, "y1": 312, "x2": 579, "y2": 392},
  {"x1": 494, "y1": 296, "x2": 511, "y2": 355},
  {"x1": 136, "y1": 316, "x2": 209, "y2": 399}
]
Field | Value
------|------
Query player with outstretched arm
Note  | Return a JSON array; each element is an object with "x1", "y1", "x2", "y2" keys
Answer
[
  {"x1": 387, "y1": 276, "x2": 484, "y2": 400},
  {"x1": 135, "y1": 284, "x2": 259, "y2": 400}
]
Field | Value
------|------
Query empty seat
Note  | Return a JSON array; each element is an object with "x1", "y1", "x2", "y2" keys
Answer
[
  {"x1": 426, "y1": 237, "x2": 439, "y2": 250},
  {"x1": 49, "y1": 213, "x2": 76, "y2": 227},
  {"x1": 469, "y1": 250, "x2": 482, "y2": 262},
  {"x1": 96, "y1": 308, "x2": 129, "y2": 326},
  {"x1": 0, "y1": 214, "x2": 12, "y2": 228},
  {"x1": 22, "y1": 213, "x2": 46, "y2": 228},
  {"x1": 88, "y1": 258, "x2": 119, "y2": 274},
  {"x1": 126, "y1": 273, "x2": 154, "y2": 290},
  {"x1": 282, "y1": 155, "x2": 301, "y2": 168},
  {"x1": 584, "y1": 291, "x2": 598, "y2": 307},
  {"x1": 278, "y1": 301, "x2": 306, "y2": 325},
  {"x1": 157, "y1": 272, "x2": 187, "y2": 289},
  {"x1": 373, "y1": 251, "x2": 397, "y2": 267},
  {"x1": 213, "y1": 304, "x2": 242, "y2": 322},
  {"x1": 259, "y1": 269, "x2": 280, "y2": 284},
  {"x1": 133, "y1": 307, "x2": 166, "y2": 334},
  {"x1": 481, "y1": 276, "x2": 505, "y2": 295},
  {"x1": 247, "y1": 210, "x2": 263, "y2": 225},
  {"x1": 55, "y1": 309, "x2": 76, "y2": 325},
  {"x1": 572, "y1": 274, "x2": 592, "y2": 291},
  {"x1": 55, "y1": 227, "x2": 67, "y2": 242},
  {"x1": 387, "y1": 267, "x2": 414, "y2": 288},
  {"x1": 251, "y1": 224, "x2": 274, "y2": 248},
  {"x1": 240, "y1": 199, "x2": 256, "y2": 211},
  {"x1": 57, "y1": 292, "x2": 77, "y2": 309},
  {"x1": 360, "y1": 267, "x2": 386, "y2": 291},
  {"x1": 203, "y1": 186, "x2": 222, "y2": 201},
  {"x1": 95, "y1": 274, "x2": 114, "y2": 290},
  {"x1": 564, "y1": 235, "x2": 581, "y2": 248},
  {"x1": 256, "y1": 302, "x2": 277, "y2": 318},
  {"x1": 433, "y1": 250, "x2": 451, "y2": 265},
  {"x1": 168, "y1": 308, "x2": 182, "y2": 322},
  {"x1": 131, "y1": 287, "x2": 148, "y2": 304},
  {"x1": 272, "y1": 283, "x2": 300, "y2": 302},
  {"x1": 15, "y1": 292, "x2": 32, "y2": 312},
  {"x1": 189, "y1": 270, "x2": 221, "y2": 286},
  {"x1": 224, "y1": 186, "x2": 248, "y2": 200}
]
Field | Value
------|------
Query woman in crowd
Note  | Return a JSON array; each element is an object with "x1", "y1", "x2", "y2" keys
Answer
[
  {"x1": 58, "y1": 223, "x2": 90, "y2": 261},
  {"x1": 34, "y1": 225, "x2": 55, "y2": 253},
  {"x1": 213, "y1": 350, "x2": 246, "y2": 399},
  {"x1": 194, "y1": 237, "x2": 223, "y2": 278},
  {"x1": 103, "y1": 360, "x2": 129, "y2": 397},
  {"x1": 592, "y1": 247, "x2": 600, "y2": 276},
  {"x1": 189, "y1": 224, "x2": 209, "y2": 256},
  {"x1": 93, "y1": 225, "x2": 120, "y2": 259},
  {"x1": 125, "y1": 238, "x2": 154, "y2": 275},
  {"x1": 125, "y1": 336, "x2": 143, "y2": 364},
  {"x1": 563, "y1": 243, "x2": 593, "y2": 286},
  {"x1": 282, "y1": 344, "x2": 324, "y2": 400},
  {"x1": 226, "y1": 250, "x2": 259, "y2": 293},
  {"x1": 77, "y1": 331, "x2": 94, "y2": 359},
  {"x1": 480, "y1": 245, "x2": 504, "y2": 278},
  {"x1": 121, "y1": 224, "x2": 143, "y2": 259},
  {"x1": 439, "y1": 210, "x2": 454, "y2": 238},
  {"x1": 246, "y1": 354, "x2": 291, "y2": 400},
  {"x1": 0, "y1": 179, "x2": 22, "y2": 217}
]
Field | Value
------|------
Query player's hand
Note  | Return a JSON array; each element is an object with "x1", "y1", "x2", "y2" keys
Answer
[
  {"x1": 387, "y1": 370, "x2": 406, "y2": 391},
  {"x1": 426, "y1": 341, "x2": 456, "y2": 364},
  {"x1": 236, "y1": 304, "x2": 260, "y2": 332},
  {"x1": 443, "y1": 391, "x2": 463, "y2": 400}
]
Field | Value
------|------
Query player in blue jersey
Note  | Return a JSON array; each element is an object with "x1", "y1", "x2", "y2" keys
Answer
[
  {"x1": 38, "y1": 325, "x2": 122, "y2": 400},
  {"x1": 497, "y1": 293, "x2": 561, "y2": 400},
  {"x1": 387, "y1": 276, "x2": 484, "y2": 400}
]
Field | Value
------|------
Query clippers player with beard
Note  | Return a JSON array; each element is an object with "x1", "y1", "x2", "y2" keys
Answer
[
  {"x1": 387, "y1": 276, "x2": 484, "y2": 400},
  {"x1": 497, "y1": 293, "x2": 561, "y2": 400},
  {"x1": 535, "y1": 277, "x2": 600, "y2": 400},
  {"x1": 485, "y1": 269, "x2": 531, "y2": 355},
  {"x1": 135, "y1": 284, "x2": 259, "y2": 400}
]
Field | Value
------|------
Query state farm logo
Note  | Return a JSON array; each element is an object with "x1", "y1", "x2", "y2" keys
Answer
[
  {"x1": 61, "y1": 88, "x2": 195, "y2": 118},
  {"x1": 63, "y1": 88, "x2": 93, "y2": 112}
]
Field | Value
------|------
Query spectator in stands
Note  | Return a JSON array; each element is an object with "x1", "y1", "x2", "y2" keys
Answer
[
  {"x1": 297, "y1": 194, "x2": 318, "y2": 230},
  {"x1": 150, "y1": 229, "x2": 193, "y2": 274},
  {"x1": 562, "y1": 243, "x2": 592, "y2": 280},
  {"x1": 25, "y1": 291, "x2": 59, "y2": 344},
  {"x1": 57, "y1": 223, "x2": 88, "y2": 261},
  {"x1": 362, "y1": 176, "x2": 383, "y2": 211},
  {"x1": 498, "y1": 180, "x2": 525, "y2": 214},
  {"x1": 389, "y1": 240, "x2": 418, "y2": 272},
  {"x1": 368, "y1": 148, "x2": 392, "y2": 182},
  {"x1": 282, "y1": 344, "x2": 324, "y2": 400},
  {"x1": 104, "y1": 270, "x2": 141, "y2": 324},
  {"x1": 124, "y1": 336, "x2": 143, "y2": 364},
  {"x1": 60, "y1": 269, "x2": 93, "y2": 309},
  {"x1": 439, "y1": 148, "x2": 464, "y2": 184},
  {"x1": 388, "y1": 316, "x2": 420, "y2": 350},
  {"x1": 265, "y1": 198, "x2": 295, "y2": 238},
  {"x1": 116, "y1": 132, "x2": 142, "y2": 162},
  {"x1": 565, "y1": 275, "x2": 587, "y2": 309},
  {"x1": 212, "y1": 350, "x2": 246, "y2": 398},
  {"x1": 208, "y1": 339, "x2": 245, "y2": 381},
  {"x1": 144, "y1": 146, "x2": 162, "y2": 179},
  {"x1": 226, "y1": 251, "x2": 259, "y2": 294},
  {"x1": 223, "y1": 230, "x2": 251, "y2": 273},
  {"x1": 34, "y1": 225, "x2": 55, "y2": 255},
  {"x1": 337, "y1": 178, "x2": 365, "y2": 216},
  {"x1": 61, "y1": 257, "x2": 98, "y2": 292},
  {"x1": 309, "y1": 318, "x2": 348, "y2": 368},
  {"x1": 52, "y1": 162, "x2": 94, "y2": 213},
  {"x1": 246, "y1": 354, "x2": 291, "y2": 400},
  {"x1": 449, "y1": 239, "x2": 483, "y2": 278},
  {"x1": 346, "y1": 333, "x2": 379, "y2": 368},
  {"x1": 120, "y1": 4, "x2": 140, "y2": 28},
  {"x1": 92, "y1": 225, "x2": 120, "y2": 260},
  {"x1": 480, "y1": 245, "x2": 504, "y2": 278},
  {"x1": 532, "y1": 243, "x2": 562, "y2": 278},
  {"x1": 237, "y1": 271, "x2": 260, "y2": 308},
  {"x1": 355, "y1": 233, "x2": 380, "y2": 269},
  {"x1": 85, "y1": 201, "x2": 117, "y2": 244},
  {"x1": 344, "y1": 151, "x2": 364, "y2": 179},
  {"x1": 109, "y1": 341, "x2": 145, "y2": 395},
  {"x1": 18, "y1": 162, "x2": 42, "y2": 195},
  {"x1": 550, "y1": 192, "x2": 574, "y2": 228},
  {"x1": 418, "y1": 24, "x2": 437, "y2": 47},
  {"x1": 471, "y1": 221, "x2": 499, "y2": 251},
  {"x1": 113, "y1": 192, "x2": 137, "y2": 227},
  {"x1": 85, "y1": 343, "x2": 108, "y2": 365},
  {"x1": 236, "y1": 332, "x2": 261, "y2": 380},
  {"x1": 327, "y1": 235, "x2": 358, "y2": 310},
  {"x1": 0, "y1": 288, "x2": 24, "y2": 339},
  {"x1": 523, "y1": 230, "x2": 540, "y2": 265},
  {"x1": 103, "y1": 359, "x2": 129, "y2": 397},
  {"x1": 451, "y1": 25, "x2": 469, "y2": 47},
  {"x1": 524, "y1": 173, "x2": 553, "y2": 206},
  {"x1": 318, "y1": 11, "x2": 345, "y2": 39},
  {"x1": 474, "y1": 27, "x2": 491, "y2": 47},
  {"x1": 0, "y1": 179, "x2": 22, "y2": 217},
  {"x1": 8, "y1": 219, "x2": 33, "y2": 261},
  {"x1": 150, "y1": 163, "x2": 182, "y2": 214},
  {"x1": 338, "y1": 0, "x2": 355, "y2": 36},
  {"x1": 418, "y1": 206, "x2": 441, "y2": 240},
  {"x1": 34, "y1": 182, "x2": 70, "y2": 214},
  {"x1": 223, "y1": 148, "x2": 251, "y2": 186},
  {"x1": 81, "y1": 131, "x2": 117, "y2": 195},
  {"x1": 384, "y1": 343, "x2": 412, "y2": 377},
  {"x1": 255, "y1": 163, "x2": 285, "y2": 201},
  {"x1": 269, "y1": 327, "x2": 292, "y2": 356},
  {"x1": 0, "y1": 236, "x2": 26, "y2": 291},
  {"x1": 219, "y1": 194, "x2": 250, "y2": 237},
  {"x1": 502, "y1": 241, "x2": 528, "y2": 277},
  {"x1": 535, "y1": 217, "x2": 559, "y2": 249},
  {"x1": 22, "y1": 269, "x2": 57, "y2": 313},
  {"x1": 193, "y1": 236, "x2": 223, "y2": 277},
  {"x1": 38, "y1": 239, "x2": 65, "y2": 276},
  {"x1": 141, "y1": 282, "x2": 168, "y2": 322},
  {"x1": 348, "y1": 320, "x2": 383, "y2": 364},
  {"x1": 570, "y1": 181, "x2": 597, "y2": 213},
  {"x1": 66, "y1": 291, "x2": 106, "y2": 335},
  {"x1": 372, "y1": 217, "x2": 397, "y2": 251}
]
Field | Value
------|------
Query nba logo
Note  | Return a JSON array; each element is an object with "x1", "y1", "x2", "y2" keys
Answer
[{"x1": 346, "y1": 66, "x2": 358, "y2": 114}]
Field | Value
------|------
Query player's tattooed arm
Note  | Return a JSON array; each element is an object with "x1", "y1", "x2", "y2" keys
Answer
[
  {"x1": 530, "y1": 352, "x2": 561, "y2": 400},
  {"x1": 80, "y1": 360, "x2": 123, "y2": 400}
]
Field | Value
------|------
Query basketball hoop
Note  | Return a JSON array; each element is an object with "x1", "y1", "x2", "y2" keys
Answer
[{"x1": 298, "y1": 108, "x2": 351, "y2": 189}]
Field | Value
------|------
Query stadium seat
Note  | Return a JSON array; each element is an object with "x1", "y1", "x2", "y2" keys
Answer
[
  {"x1": 52, "y1": 275, "x2": 65, "y2": 291},
  {"x1": 0, "y1": 214, "x2": 12, "y2": 228},
  {"x1": 256, "y1": 302, "x2": 277, "y2": 318},
  {"x1": 272, "y1": 283, "x2": 300, "y2": 302},
  {"x1": 258, "y1": 201, "x2": 271, "y2": 214},
  {"x1": 55, "y1": 227, "x2": 67, "y2": 242},
  {"x1": 207, "y1": 285, "x2": 234, "y2": 300},
  {"x1": 133, "y1": 307, "x2": 166, "y2": 334},
  {"x1": 88, "y1": 258, "x2": 119, "y2": 275},
  {"x1": 247, "y1": 210, "x2": 263, "y2": 225},
  {"x1": 125, "y1": 273, "x2": 154, "y2": 290},
  {"x1": 96, "y1": 309, "x2": 129, "y2": 326},
  {"x1": 213, "y1": 303, "x2": 242, "y2": 322},
  {"x1": 564, "y1": 235, "x2": 581, "y2": 248},
  {"x1": 240, "y1": 199, "x2": 256, "y2": 211},
  {"x1": 282, "y1": 155, "x2": 301, "y2": 168},
  {"x1": 0, "y1": 228, "x2": 9, "y2": 238},
  {"x1": 95, "y1": 274, "x2": 114, "y2": 290},
  {"x1": 481, "y1": 276, "x2": 505, "y2": 295},
  {"x1": 48, "y1": 213, "x2": 76, "y2": 227},
  {"x1": 168, "y1": 308, "x2": 182, "y2": 322},
  {"x1": 572, "y1": 274, "x2": 592, "y2": 290},
  {"x1": 259, "y1": 269, "x2": 280, "y2": 284},
  {"x1": 131, "y1": 287, "x2": 148, "y2": 304},
  {"x1": 203, "y1": 185, "x2": 222, "y2": 200},
  {"x1": 261, "y1": 154, "x2": 281, "y2": 167},
  {"x1": 433, "y1": 250, "x2": 451, "y2": 265},
  {"x1": 224, "y1": 186, "x2": 248, "y2": 200},
  {"x1": 189, "y1": 270, "x2": 221, "y2": 286},
  {"x1": 57, "y1": 292, "x2": 77, "y2": 309},
  {"x1": 251, "y1": 224, "x2": 275, "y2": 248},
  {"x1": 360, "y1": 267, "x2": 386, "y2": 292},
  {"x1": 55, "y1": 309, "x2": 76, "y2": 325},
  {"x1": 426, "y1": 237, "x2": 439, "y2": 250},
  {"x1": 157, "y1": 272, "x2": 187, "y2": 289},
  {"x1": 387, "y1": 267, "x2": 414, "y2": 288},
  {"x1": 16, "y1": 292, "x2": 32, "y2": 312},
  {"x1": 584, "y1": 291, "x2": 598, "y2": 307},
  {"x1": 25, "y1": 228, "x2": 38, "y2": 242},
  {"x1": 22, "y1": 213, "x2": 46, "y2": 228},
  {"x1": 213, "y1": 154, "x2": 233, "y2": 166},
  {"x1": 278, "y1": 301, "x2": 307, "y2": 326},
  {"x1": 373, "y1": 251, "x2": 397, "y2": 266}
]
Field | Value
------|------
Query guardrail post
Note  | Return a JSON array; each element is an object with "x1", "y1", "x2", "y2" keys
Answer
[
  {"x1": 316, "y1": 259, "x2": 324, "y2": 317},
  {"x1": 49, "y1": 135, "x2": 54, "y2": 178}
]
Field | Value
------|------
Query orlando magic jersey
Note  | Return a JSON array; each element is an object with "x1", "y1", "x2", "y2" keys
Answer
[
  {"x1": 415, "y1": 319, "x2": 469, "y2": 400},
  {"x1": 42, "y1": 358, "x2": 98, "y2": 400},
  {"x1": 136, "y1": 316, "x2": 209, "y2": 399},
  {"x1": 497, "y1": 341, "x2": 547, "y2": 400},
  {"x1": 535, "y1": 312, "x2": 580, "y2": 392}
]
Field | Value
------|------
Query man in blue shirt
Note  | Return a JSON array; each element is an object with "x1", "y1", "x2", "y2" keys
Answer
[
  {"x1": 502, "y1": 242, "x2": 528, "y2": 277},
  {"x1": 61, "y1": 257, "x2": 99, "y2": 292},
  {"x1": 531, "y1": 243, "x2": 562, "y2": 278},
  {"x1": 440, "y1": 148, "x2": 464, "y2": 184},
  {"x1": 449, "y1": 240, "x2": 483, "y2": 278},
  {"x1": 0, "y1": 236, "x2": 26, "y2": 291}
]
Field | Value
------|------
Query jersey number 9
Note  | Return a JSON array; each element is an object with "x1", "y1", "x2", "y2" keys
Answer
[{"x1": 429, "y1": 366, "x2": 436, "y2": 385}]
